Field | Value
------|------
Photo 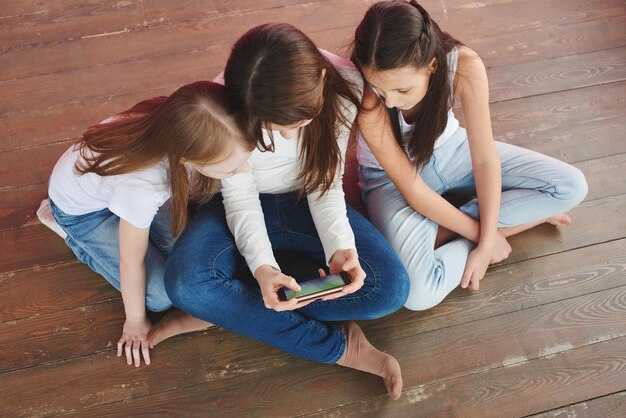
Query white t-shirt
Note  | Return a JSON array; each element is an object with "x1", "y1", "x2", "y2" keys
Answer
[
  {"x1": 219, "y1": 50, "x2": 364, "y2": 275},
  {"x1": 48, "y1": 143, "x2": 171, "y2": 229}
]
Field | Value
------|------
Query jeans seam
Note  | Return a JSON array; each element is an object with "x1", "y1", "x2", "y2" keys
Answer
[{"x1": 273, "y1": 195, "x2": 285, "y2": 242}]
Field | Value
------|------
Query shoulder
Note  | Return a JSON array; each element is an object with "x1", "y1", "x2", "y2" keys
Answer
[
  {"x1": 456, "y1": 46, "x2": 486, "y2": 78},
  {"x1": 454, "y1": 46, "x2": 488, "y2": 96}
]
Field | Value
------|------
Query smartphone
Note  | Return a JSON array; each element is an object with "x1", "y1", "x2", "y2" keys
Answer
[{"x1": 277, "y1": 271, "x2": 351, "y2": 302}]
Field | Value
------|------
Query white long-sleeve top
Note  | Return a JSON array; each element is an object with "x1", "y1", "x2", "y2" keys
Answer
[{"x1": 219, "y1": 51, "x2": 363, "y2": 275}]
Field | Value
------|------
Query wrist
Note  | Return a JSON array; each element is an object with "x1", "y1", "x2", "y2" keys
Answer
[
  {"x1": 125, "y1": 313, "x2": 147, "y2": 323},
  {"x1": 254, "y1": 264, "x2": 280, "y2": 278}
]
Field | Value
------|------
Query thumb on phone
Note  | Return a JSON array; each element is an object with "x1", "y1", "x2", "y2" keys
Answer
[{"x1": 282, "y1": 275, "x2": 300, "y2": 292}]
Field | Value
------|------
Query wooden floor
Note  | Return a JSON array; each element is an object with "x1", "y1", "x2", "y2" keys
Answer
[{"x1": 2, "y1": 0, "x2": 626, "y2": 416}]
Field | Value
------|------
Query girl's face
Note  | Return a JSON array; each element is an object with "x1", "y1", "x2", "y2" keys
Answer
[
  {"x1": 362, "y1": 62, "x2": 434, "y2": 110},
  {"x1": 188, "y1": 142, "x2": 253, "y2": 179}
]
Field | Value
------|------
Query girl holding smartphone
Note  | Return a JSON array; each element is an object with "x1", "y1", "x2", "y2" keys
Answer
[{"x1": 152, "y1": 24, "x2": 410, "y2": 400}]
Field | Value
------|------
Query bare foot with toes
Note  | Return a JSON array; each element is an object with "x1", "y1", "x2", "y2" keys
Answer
[
  {"x1": 148, "y1": 309, "x2": 213, "y2": 347},
  {"x1": 336, "y1": 321, "x2": 403, "y2": 400}
]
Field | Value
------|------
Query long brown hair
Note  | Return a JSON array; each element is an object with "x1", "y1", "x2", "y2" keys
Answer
[
  {"x1": 76, "y1": 81, "x2": 253, "y2": 235},
  {"x1": 224, "y1": 23, "x2": 360, "y2": 196},
  {"x1": 351, "y1": 0, "x2": 461, "y2": 168}
]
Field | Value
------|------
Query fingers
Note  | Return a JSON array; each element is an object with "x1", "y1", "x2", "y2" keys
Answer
[
  {"x1": 117, "y1": 335, "x2": 151, "y2": 366},
  {"x1": 460, "y1": 267, "x2": 472, "y2": 289}
]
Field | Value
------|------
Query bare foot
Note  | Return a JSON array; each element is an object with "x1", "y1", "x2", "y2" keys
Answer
[
  {"x1": 546, "y1": 214, "x2": 572, "y2": 227},
  {"x1": 336, "y1": 321, "x2": 403, "y2": 400},
  {"x1": 148, "y1": 309, "x2": 213, "y2": 347},
  {"x1": 500, "y1": 213, "x2": 572, "y2": 237}
]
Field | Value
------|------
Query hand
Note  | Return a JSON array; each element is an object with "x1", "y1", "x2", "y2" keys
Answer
[
  {"x1": 490, "y1": 230, "x2": 512, "y2": 264},
  {"x1": 460, "y1": 245, "x2": 492, "y2": 291},
  {"x1": 328, "y1": 249, "x2": 366, "y2": 296},
  {"x1": 254, "y1": 264, "x2": 313, "y2": 311},
  {"x1": 117, "y1": 316, "x2": 153, "y2": 367}
]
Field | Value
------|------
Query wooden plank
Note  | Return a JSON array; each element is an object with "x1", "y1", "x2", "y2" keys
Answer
[
  {"x1": 0, "y1": 0, "x2": 373, "y2": 116},
  {"x1": 0, "y1": 299, "x2": 124, "y2": 372},
  {"x1": 0, "y1": 89, "x2": 173, "y2": 153},
  {"x1": 363, "y1": 238, "x2": 626, "y2": 340},
  {"x1": 505, "y1": 193, "x2": 626, "y2": 264},
  {"x1": 489, "y1": 82, "x2": 626, "y2": 163},
  {"x1": 0, "y1": 260, "x2": 118, "y2": 323},
  {"x1": 468, "y1": 14, "x2": 626, "y2": 69},
  {"x1": 9, "y1": 285, "x2": 624, "y2": 416},
  {"x1": 577, "y1": 152, "x2": 626, "y2": 201},
  {"x1": 0, "y1": 1, "x2": 347, "y2": 82},
  {"x1": 0, "y1": 141, "x2": 69, "y2": 190},
  {"x1": 0, "y1": 0, "x2": 145, "y2": 49},
  {"x1": 488, "y1": 47, "x2": 626, "y2": 103},
  {"x1": 528, "y1": 391, "x2": 626, "y2": 418},
  {"x1": 0, "y1": 224, "x2": 75, "y2": 273},
  {"x1": 4, "y1": 0, "x2": 625, "y2": 116},
  {"x1": 0, "y1": 326, "x2": 292, "y2": 417},
  {"x1": 4, "y1": 0, "x2": 624, "y2": 82},
  {"x1": 303, "y1": 337, "x2": 626, "y2": 418}
]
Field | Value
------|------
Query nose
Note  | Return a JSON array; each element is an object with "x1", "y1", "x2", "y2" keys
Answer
[{"x1": 382, "y1": 93, "x2": 397, "y2": 109}]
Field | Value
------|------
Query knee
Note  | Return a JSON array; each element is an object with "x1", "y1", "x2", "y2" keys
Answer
[
  {"x1": 163, "y1": 254, "x2": 197, "y2": 308},
  {"x1": 403, "y1": 291, "x2": 442, "y2": 311},
  {"x1": 557, "y1": 166, "x2": 588, "y2": 209},
  {"x1": 403, "y1": 270, "x2": 447, "y2": 312},
  {"x1": 360, "y1": 260, "x2": 410, "y2": 319},
  {"x1": 145, "y1": 290, "x2": 172, "y2": 313}
]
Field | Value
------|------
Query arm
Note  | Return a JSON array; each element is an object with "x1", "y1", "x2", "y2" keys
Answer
[
  {"x1": 359, "y1": 86, "x2": 482, "y2": 243},
  {"x1": 117, "y1": 219, "x2": 153, "y2": 367},
  {"x1": 456, "y1": 47, "x2": 510, "y2": 288},
  {"x1": 306, "y1": 115, "x2": 365, "y2": 295},
  {"x1": 221, "y1": 172, "x2": 303, "y2": 310}
]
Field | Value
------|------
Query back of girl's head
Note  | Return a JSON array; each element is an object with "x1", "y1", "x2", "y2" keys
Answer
[
  {"x1": 224, "y1": 23, "x2": 327, "y2": 144},
  {"x1": 224, "y1": 23, "x2": 360, "y2": 196},
  {"x1": 352, "y1": 0, "x2": 456, "y2": 71},
  {"x1": 79, "y1": 81, "x2": 253, "y2": 235},
  {"x1": 351, "y1": 0, "x2": 460, "y2": 168}
]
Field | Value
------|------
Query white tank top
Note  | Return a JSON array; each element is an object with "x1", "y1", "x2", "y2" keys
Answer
[{"x1": 357, "y1": 47, "x2": 461, "y2": 169}]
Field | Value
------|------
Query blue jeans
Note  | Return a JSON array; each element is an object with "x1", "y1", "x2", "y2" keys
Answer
[
  {"x1": 164, "y1": 193, "x2": 409, "y2": 364},
  {"x1": 360, "y1": 130, "x2": 588, "y2": 311},
  {"x1": 49, "y1": 198, "x2": 174, "y2": 312}
]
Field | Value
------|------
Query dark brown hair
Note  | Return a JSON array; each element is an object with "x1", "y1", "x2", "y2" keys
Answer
[
  {"x1": 224, "y1": 23, "x2": 360, "y2": 196},
  {"x1": 351, "y1": 0, "x2": 461, "y2": 168},
  {"x1": 76, "y1": 81, "x2": 254, "y2": 235}
]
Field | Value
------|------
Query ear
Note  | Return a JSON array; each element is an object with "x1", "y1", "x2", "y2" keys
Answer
[
  {"x1": 321, "y1": 68, "x2": 327, "y2": 81},
  {"x1": 428, "y1": 57, "x2": 438, "y2": 73}
]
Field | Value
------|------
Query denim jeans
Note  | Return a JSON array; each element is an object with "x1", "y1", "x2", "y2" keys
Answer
[
  {"x1": 360, "y1": 129, "x2": 588, "y2": 311},
  {"x1": 49, "y1": 198, "x2": 174, "y2": 312},
  {"x1": 164, "y1": 193, "x2": 410, "y2": 364}
]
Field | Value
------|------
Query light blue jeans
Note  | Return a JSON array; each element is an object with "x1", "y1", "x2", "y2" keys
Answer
[
  {"x1": 49, "y1": 198, "x2": 174, "y2": 312},
  {"x1": 360, "y1": 129, "x2": 588, "y2": 311}
]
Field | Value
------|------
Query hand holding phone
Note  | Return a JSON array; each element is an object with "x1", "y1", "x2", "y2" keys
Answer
[
  {"x1": 278, "y1": 271, "x2": 352, "y2": 302},
  {"x1": 254, "y1": 264, "x2": 303, "y2": 312},
  {"x1": 329, "y1": 248, "x2": 366, "y2": 295}
]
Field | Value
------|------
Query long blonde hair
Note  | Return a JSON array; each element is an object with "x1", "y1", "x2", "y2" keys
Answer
[{"x1": 76, "y1": 81, "x2": 254, "y2": 235}]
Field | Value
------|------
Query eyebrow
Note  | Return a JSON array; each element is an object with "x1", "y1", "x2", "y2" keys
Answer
[{"x1": 368, "y1": 82, "x2": 414, "y2": 93}]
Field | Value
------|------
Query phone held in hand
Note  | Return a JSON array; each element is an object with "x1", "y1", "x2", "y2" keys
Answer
[{"x1": 278, "y1": 271, "x2": 351, "y2": 302}]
